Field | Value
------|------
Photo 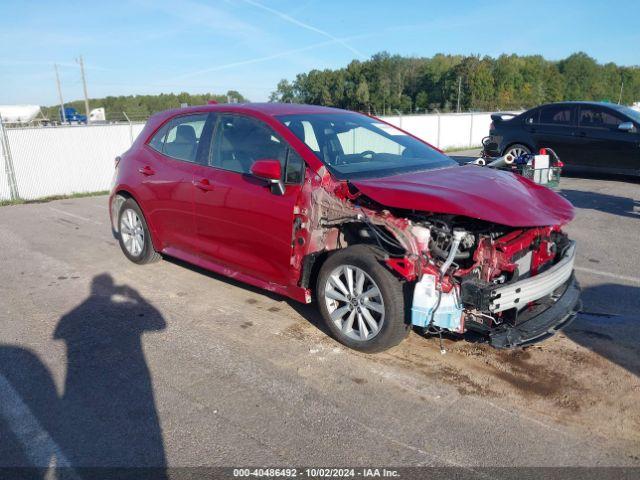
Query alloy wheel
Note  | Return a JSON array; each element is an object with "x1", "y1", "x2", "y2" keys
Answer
[
  {"x1": 120, "y1": 208, "x2": 145, "y2": 257},
  {"x1": 505, "y1": 146, "x2": 529, "y2": 159},
  {"x1": 324, "y1": 265, "x2": 385, "y2": 342}
]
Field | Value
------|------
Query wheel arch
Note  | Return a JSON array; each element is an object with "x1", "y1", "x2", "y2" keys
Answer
[
  {"x1": 112, "y1": 188, "x2": 162, "y2": 252},
  {"x1": 314, "y1": 243, "x2": 411, "y2": 352},
  {"x1": 300, "y1": 235, "x2": 403, "y2": 297}
]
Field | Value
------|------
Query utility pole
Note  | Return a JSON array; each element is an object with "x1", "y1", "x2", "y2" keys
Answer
[
  {"x1": 54, "y1": 63, "x2": 66, "y2": 123},
  {"x1": 456, "y1": 77, "x2": 462, "y2": 113},
  {"x1": 618, "y1": 80, "x2": 624, "y2": 105},
  {"x1": 76, "y1": 55, "x2": 90, "y2": 119}
]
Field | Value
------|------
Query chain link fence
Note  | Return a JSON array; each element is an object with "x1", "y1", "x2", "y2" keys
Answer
[{"x1": 0, "y1": 120, "x2": 145, "y2": 202}]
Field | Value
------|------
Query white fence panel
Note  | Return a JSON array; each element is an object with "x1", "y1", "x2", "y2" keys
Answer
[
  {"x1": 381, "y1": 111, "x2": 521, "y2": 150},
  {"x1": 382, "y1": 115, "x2": 440, "y2": 146},
  {"x1": 2, "y1": 123, "x2": 144, "y2": 201},
  {"x1": 469, "y1": 114, "x2": 493, "y2": 147}
]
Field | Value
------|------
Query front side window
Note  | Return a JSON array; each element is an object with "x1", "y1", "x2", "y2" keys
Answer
[
  {"x1": 148, "y1": 113, "x2": 208, "y2": 163},
  {"x1": 539, "y1": 105, "x2": 573, "y2": 125},
  {"x1": 278, "y1": 113, "x2": 455, "y2": 179},
  {"x1": 579, "y1": 106, "x2": 626, "y2": 129},
  {"x1": 211, "y1": 114, "x2": 288, "y2": 175}
]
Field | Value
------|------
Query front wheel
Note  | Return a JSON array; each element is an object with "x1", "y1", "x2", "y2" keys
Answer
[{"x1": 317, "y1": 245, "x2": 410, "y2": 353}]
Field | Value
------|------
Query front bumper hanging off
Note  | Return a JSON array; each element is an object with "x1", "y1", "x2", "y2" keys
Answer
[
  {"x1": 463, "y1": 241, "x2": 582, "y2": 348},
  {"x1": 489, "y1": 276, "x2": 581, "y2": 348}
]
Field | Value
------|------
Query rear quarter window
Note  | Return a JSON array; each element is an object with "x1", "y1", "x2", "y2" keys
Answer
[
  {"x1": 523, "y1": 110, "x2": 539, "y2": 125},
  {"x1": 148, "y1": 124, "x2": 169, "y2": 152}
]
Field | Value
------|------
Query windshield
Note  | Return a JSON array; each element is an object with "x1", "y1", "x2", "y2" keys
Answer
[{"x1": 277, "y1": 113, "x2": 456, "y2": 179}]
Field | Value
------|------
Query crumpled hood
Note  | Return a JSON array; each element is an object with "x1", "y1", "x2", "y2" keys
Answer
[{"x1": 350, "y1": 165, "x2": 574, "y2": 227}]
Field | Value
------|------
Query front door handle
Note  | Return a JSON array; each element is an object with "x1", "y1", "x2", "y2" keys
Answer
[
  {"x1": 193, "y1": 178, "x2": 215, "y2": 191},
  {"x1": 577, "y1": 131, "x2": 587, "y2": 138},
  {"x1": 138, "y1": 165, "x2": 155, "y2": 176}
]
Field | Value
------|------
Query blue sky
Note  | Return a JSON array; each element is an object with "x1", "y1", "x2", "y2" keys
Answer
[{"x1": 1, "y1": 0, "x2": 638, "y2": 105}]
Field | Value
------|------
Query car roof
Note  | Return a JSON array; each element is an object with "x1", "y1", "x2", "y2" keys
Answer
[
  {"x1": 150, "y1": 102, "x2": 348, "y2": 122},
  {"x1": 533, "y1": 101, "x2": 622, "y2": 109}
]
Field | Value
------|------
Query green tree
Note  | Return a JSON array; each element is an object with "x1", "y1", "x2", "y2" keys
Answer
[
  {"x1": 44, "y1": 90, "x2": 248, "y2": 121},
  {"x1": 415, "y1": 91, "x2": 429, "y2": 112},
  {"x1": 267, "y1": 51, "x2": 640, "y2": 113},
  {"x1": 355, "y1": 78, "x2": 370, "y2": 111}
]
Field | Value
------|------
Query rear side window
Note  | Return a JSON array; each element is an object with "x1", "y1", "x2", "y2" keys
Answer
[
  {"x1": 579, "y1": 106, "x2": 627, "y2": 129},
  {"x1": 539, "y1": 105, "x2": 573, "y2": 125},
  {"x1": 148, "y1": 113, "x2": 208, "y2": 163},
  {"x1": 211, "y1": 114, "x2": 287, "y2": 175}
]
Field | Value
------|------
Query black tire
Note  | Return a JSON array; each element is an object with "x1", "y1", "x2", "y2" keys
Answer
[
  {"x1": 502, "y1": 143, "x2": 531, "y2": 158},
  {"x1": 117, "y1": 198, "x2": 161, "y2": 265},
  {"x1": 316, "y1": 245, "x2": 410, "y2": 353}
]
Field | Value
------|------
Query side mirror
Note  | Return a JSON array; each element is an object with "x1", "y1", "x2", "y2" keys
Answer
[
  {"x1": 618, "y1": 121, "x2": 635, "y2": 132},
  {"x1": 250, "y1": 159, "x2": 284, "y2": 195}
]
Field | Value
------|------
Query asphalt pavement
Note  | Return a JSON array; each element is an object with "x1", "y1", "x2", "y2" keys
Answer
[{"x1": 0, "y1": 158, "x2": 639, "y2": 474}]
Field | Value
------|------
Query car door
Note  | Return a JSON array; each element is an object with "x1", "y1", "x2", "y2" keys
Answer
[
  {"x1": 140, "y1": 112, "x2": 211, "y2": 254},
  {"x1": 576, "y1": 105, "x2": 640, "y2": 172},
  {"x1": 192, "y1": 113, "x2": 306, "y2": 287},
  {"x1": 529, "y1": 104, "x2": 581, "y2": 165}
]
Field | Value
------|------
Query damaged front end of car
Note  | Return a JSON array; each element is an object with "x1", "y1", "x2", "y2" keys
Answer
[
  {"x1": 296, "y1": 170, "x2": 581, "y2": 349},
  {"x1": 415, "y1": 218, "x2": 581, "y2": 348}
]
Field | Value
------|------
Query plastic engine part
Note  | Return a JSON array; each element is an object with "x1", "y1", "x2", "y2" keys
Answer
[{"x1": 411, "y1": 274, "x2": 464, "y2": 332}]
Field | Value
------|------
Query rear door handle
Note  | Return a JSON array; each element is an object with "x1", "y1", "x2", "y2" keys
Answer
[
  {"x1": 193, "y1": 178, "x2": 215, "y2": 191},
  {"x1": 138, "y1": 165, "x2": 155, "y2": 176},
  {"x1": 577, "y1": 131, "x2": 587, "y2": 137}
]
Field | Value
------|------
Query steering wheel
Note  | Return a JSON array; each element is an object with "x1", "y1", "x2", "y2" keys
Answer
[{"x1": 360, "y1": 150, "x2": 376, "y2": 159}]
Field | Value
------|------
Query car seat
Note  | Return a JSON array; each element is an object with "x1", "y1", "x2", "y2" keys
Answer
[{"x1": 164, "y1": 124, "x2": 197, "y2": 161}]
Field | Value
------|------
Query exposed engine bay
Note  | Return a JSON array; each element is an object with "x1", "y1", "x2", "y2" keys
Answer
[{"x1": 296, "y1": 174, "x2": 580, "y2": 349}]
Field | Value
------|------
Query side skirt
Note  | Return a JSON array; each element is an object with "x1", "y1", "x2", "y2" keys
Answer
[{"x1": 162, "y1": 246, "x2": 312, "y2": 304}]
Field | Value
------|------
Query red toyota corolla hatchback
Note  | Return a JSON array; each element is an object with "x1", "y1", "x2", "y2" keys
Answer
[{"x1": 110, "y1": 103, "x2": 580, "y2": 352}]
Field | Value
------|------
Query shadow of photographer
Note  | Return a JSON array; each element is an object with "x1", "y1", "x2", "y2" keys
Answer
[{"x1": 0, "y1": 274, "x2": 167, "y2": 478}]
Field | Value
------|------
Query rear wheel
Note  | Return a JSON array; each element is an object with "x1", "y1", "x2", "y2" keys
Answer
[
  {"x1": 317, "y1": 245, "x2": 409, "y2": 353},
  {"x1": 117, "y1": 198, "x2": 161, "y2": 264},
  {"x1": 503, "y1": 143, "x2": 531, "y2": 159}
]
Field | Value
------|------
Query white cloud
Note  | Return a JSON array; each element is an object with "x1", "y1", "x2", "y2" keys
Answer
[
  {"x1": 239, "y1": 0, "x2": 365, "y2": 58},
  {"x1": 162, "y1": 33, "x2": 371, "y2": 83}
]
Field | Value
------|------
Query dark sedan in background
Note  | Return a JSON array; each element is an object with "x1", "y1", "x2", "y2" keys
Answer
[{"x1": 484, "y1": 101, "x2": 640, "y2": 175}]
